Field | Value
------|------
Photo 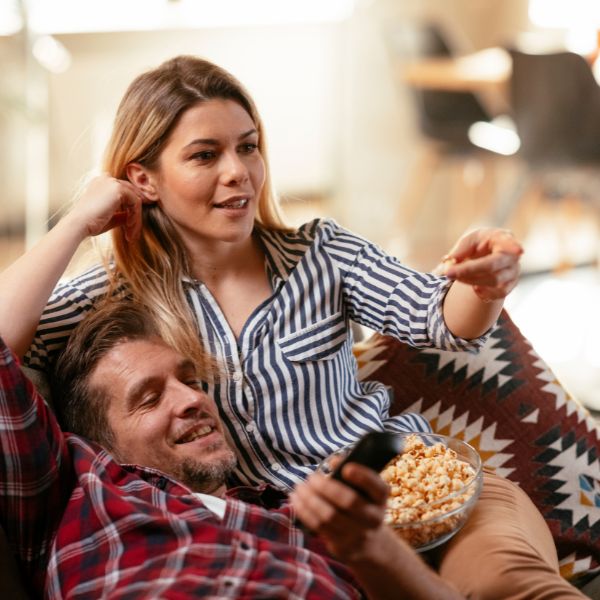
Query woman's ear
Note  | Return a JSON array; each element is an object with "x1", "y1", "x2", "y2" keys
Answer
[{"x1": 126, "y1": 163, "x2": 159, "y2": 201}]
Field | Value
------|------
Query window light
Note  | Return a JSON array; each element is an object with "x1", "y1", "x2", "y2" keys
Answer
[{"x1": 23, "y1": 0, "x2": 356, "y2": 35}]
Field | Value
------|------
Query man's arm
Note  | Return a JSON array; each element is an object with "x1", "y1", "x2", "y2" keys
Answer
[
  {"x1": 0, "y1": 337, "x2": 73, "y2": 582},
  {"x1": 290, "y1": 463, "x2": 464, "y2": 600}
]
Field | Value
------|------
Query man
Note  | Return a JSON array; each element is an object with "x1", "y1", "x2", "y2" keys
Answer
[
  {"x1": 0, "y1": 301, "x2": 584, "y2": 599},
  {"x1": 0, "y1": 301, "x2": 461, "y2": 599}
]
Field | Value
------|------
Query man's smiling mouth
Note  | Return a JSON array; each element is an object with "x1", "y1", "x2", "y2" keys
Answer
[{"x1": 176, "y1": 424, "x2": 215, "y2": 444}]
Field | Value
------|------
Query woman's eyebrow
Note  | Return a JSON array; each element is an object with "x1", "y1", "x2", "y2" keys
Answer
[
  {"x1": 183, "y1": 138, "x2": 218, "y2": 148},
  {"x1": 239, "y1": 128, "x2": 258, "y2": 140},
  {"x1": 183, "y1": 129, "x2": 258, "y2": 149}
]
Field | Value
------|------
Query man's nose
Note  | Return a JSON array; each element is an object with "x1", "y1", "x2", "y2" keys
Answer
[{"x1": 170, "y1": 381, "x2": 211, "y2": 417}]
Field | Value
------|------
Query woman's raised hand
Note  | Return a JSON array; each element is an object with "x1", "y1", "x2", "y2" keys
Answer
[
  {"x1": 440, "y1": 228, "x2": 524, "y2": 302},
  {"x1": 0, "y1": 174, "x2": 147, "y2": 356},
  {"x1": 66, "y1": 174, "x2": 148, "y2": 242}
]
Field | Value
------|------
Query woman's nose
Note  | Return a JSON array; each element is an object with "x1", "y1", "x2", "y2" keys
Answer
[{"x1": 220, "y1": 151, "x2": 249, "y2": 185}]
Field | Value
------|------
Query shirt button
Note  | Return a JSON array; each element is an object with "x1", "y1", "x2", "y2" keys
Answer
[
  {"x1": 271, "y1": 463, "x2": 281, "y2": 472},
  {"x1": 245, "y1": 423, "x2": 255, "y2": 433},
  {"x1": 232, "y1": 371, "x2": 242, "y2": 382}
]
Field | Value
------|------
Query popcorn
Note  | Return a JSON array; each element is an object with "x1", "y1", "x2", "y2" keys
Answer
[{"x1": 381, "y1": 434, "x2": 478, "y2": 548}]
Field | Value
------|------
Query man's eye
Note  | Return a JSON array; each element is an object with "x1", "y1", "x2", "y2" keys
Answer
[
  {"x1": 186, "y1": 379, "x2": 204, "y2": 390},
  {"x1": 138, "y1": 395, "x2": 160, "y2": 410},
  {"x1": 239, "y1": 143, "x2": 258, "y2": 154}
]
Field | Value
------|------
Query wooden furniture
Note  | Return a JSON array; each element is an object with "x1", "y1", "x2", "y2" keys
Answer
[
  {"x1": 496, "y1": 49, "x2": 600, "y2": 270},
  {"x1": 402, "y1": 46, "x2": 511, "y2": 91},
  {"x1": 385, "y1": 25, "x2": 506, "y2": 255}
]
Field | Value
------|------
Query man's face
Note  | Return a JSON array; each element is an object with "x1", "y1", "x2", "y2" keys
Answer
[{"x1": 88, "y1": 338, "x2": 236, "y2": 495}]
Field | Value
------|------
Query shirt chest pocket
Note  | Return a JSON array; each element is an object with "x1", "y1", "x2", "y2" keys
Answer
[{"x1": 277, "y1": 311, "x2": 348, "y2": 362}]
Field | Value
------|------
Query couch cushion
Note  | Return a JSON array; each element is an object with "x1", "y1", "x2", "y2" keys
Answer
[{"x1": 356, "y1": 311, "x2": 600, "y2": 582}]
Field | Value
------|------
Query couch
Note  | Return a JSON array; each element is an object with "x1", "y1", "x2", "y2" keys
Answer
[
  {"x1": 355, "y1": 310, "x2": 600, "y2": 595},
  {"x1": 2, "y1": 310, "x2": 599, "y2": 597}
]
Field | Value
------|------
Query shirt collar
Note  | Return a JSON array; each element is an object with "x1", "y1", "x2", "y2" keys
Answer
[
  {"x1": 119, "y1": 463, "x2": 287, "y2": 508},
  {"x1": 179, "y1": 224, "x2": 305, "y2": 292}
]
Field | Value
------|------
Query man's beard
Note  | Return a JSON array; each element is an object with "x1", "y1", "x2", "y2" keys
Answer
[{"x1": 176, "y1": 443, "x2": 237, "y2": 494}]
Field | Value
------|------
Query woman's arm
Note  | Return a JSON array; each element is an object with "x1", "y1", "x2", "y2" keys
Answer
[
  {"x1": 321, "y1": 220, "x2": 517, "y2": 352},
  {"x1": 439, "y1": 229, "x2": 523, "y2": 340},
  {"x1": 0, "y1": 175, "x2": 144, "y2": 357},
  {"x1": 290, "y1": 465, "x2": 464, "y2": 600}
]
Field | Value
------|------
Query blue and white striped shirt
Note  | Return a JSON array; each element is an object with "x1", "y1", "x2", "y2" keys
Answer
[{"x1": 25, "y1": 219, "x2": 486, "y2": 490}]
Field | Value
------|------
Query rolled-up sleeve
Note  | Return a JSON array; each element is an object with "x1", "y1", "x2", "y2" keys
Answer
[{"x1": 323, "y1": 220, "x2": 490, "y2": 352}]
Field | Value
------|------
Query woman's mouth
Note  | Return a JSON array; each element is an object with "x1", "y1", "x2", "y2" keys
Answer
[{"x1": 214, "y1": 198, "x2": 248, "y2": 209}]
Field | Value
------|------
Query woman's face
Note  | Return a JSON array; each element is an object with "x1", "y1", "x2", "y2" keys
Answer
[{"x1": 148, "y1": 99, "x2": 266, "y2": 249}]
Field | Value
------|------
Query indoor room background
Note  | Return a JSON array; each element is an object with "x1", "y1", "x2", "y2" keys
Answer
[{"x1": 1, "y1": 0, "x2": 599, "y2": 414}]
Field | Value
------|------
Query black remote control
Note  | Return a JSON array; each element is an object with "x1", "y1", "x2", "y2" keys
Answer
[{"x1": 331, "y1": 431, "x2": 403, "y2": 488}]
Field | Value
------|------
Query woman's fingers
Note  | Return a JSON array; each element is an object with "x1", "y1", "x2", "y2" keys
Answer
[
  {"x1": 444, "y1": 228, "x2": 523, "y2": 264},
  {"x1": 445, "y1": 253, "x2": 520, "y2": 285},
  {"x1": 450, "y1": 263, "x2": 520, "y2": 300},
  {"x1": 79, "y1": 175, "x2": 147, "y2": 241},
  {"x1": 101, "y1": 210, "x2": 127, "y2": 232},
  {"x1": 120, "y1": 180, "x2": 146, "y2": 241},
  {"x1": 440, "y1": 228, "x2": 523, "y2": 301}
]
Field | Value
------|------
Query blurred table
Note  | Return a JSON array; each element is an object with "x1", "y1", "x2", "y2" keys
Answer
[{"x1": 401, "y1": 47, "x2": 512, "y2": 115}]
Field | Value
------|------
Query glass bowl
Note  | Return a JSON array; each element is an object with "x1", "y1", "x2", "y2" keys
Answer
[{"x1": 318, "y1": 432, "x2": 483, "y2": 552}]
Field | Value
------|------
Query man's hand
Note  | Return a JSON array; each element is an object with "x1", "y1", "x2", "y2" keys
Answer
[
  {"x1": 290, "y1": 463, "x2": 389, "y2": 563},
  {"x1": 291, "y1": 465, "x2": 465, "y2": 599}
]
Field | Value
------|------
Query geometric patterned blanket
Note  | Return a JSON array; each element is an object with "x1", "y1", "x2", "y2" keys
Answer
[{"x1": 355, "y1": 311, "x2": 600, "y2": 582}]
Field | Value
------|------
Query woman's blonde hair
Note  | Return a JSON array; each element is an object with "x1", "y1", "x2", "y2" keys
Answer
[{"x1": 101, "y1": 55, "x2": 288, "y2": 375}]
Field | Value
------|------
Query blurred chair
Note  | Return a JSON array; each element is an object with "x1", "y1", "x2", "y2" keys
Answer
[
  {"x1": 386, "y1": 22, "x2": 491, "y2": 147},
  {"x1": 495, "y1": 49, "x2": 600, "y2": 271},
  {"x1": 385, "y1": 22, "x2": 508, "y2": 261}
]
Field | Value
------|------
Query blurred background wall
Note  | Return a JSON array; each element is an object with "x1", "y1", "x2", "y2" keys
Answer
[
  {"x1": 0, "y1": 0, "x2": 529, "y2": 242},
  {"x1": 1, "y1": 0, "x2": 599, "y2": 413}
]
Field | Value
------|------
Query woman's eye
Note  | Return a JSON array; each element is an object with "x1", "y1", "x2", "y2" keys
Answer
[
  {"x1": 191, "y1": 150, "x2": 216, "y2": 161},
  {"x1": 239, "y1": 143, "x2": 258, "y2": 154}
]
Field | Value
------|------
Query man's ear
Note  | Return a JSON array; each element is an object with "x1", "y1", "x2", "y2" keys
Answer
[{"x1": 126, "y1": 163, "x2": 160, "y2": 201}]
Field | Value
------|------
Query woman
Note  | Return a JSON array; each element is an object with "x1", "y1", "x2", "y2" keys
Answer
[{"x1": 0, "y1": 55, "x2": 522, "y2": 490}]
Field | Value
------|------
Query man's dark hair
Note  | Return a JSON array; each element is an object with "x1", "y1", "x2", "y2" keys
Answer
[{"x1": 51, "y1": 300, "x2": 161, "y2": 448}]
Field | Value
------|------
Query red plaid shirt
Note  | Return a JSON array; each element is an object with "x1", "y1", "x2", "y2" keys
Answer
[{"x1": 0, "y1": 339, "x2": 363, "y2": 599}]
